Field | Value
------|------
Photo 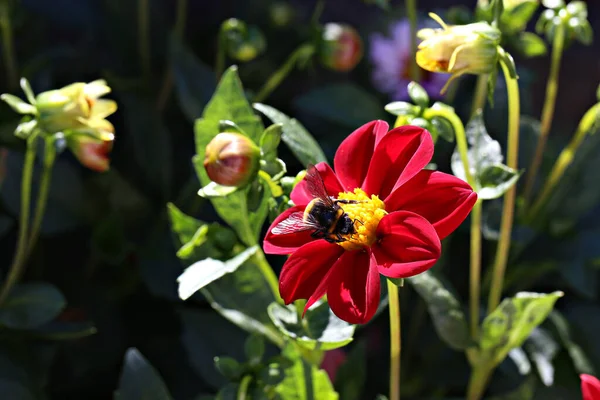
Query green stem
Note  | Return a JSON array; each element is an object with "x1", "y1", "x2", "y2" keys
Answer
[
  {"x1": 528, "y1": 103, "x2": 600, "y2": 222},
  {"x1": 523, "y1": 23, "x2": 565, "y2": 204},
  {"x1": 253, "y1": 44, "x2": 315, "y2": 103},
  {"x1": 406, "y1": 0, "x2": 420, "y2": 82},
  {"x1": 466, "y1": 364, "x2": 493, "y2": 400},
  {"x1": 27, "y1": 137, "x2": 56, "y2": 255},
  {"x1": 237, "y1": 375, "x2": 252, "y2": 400},
  {"x1": 0, "y1": 1, "x2": 18, "y2": 91},
  {"x1": 469, "y1": 200, "x2": 482, "y2": 339},
  {"x1": 254, "y1": 248, "x2": 284, "y2": 304},
  {"x1": 487, "y1": 49, "x2": 520, "y2": 315},
  {"x1": 471, "y1": 74, "x2": 489, "y2": 116},
  {"x1": 138, "y1": 0, "x2": 151, "y2": 78},
  {"x1": 423, "y1": 108, "x2": 481, "y2": 340},
  {"x1": 215, "y1": 26, "x2": 228, "y2": 80},
  {"x1": 156, "y1": 0, "x2": 188, "y2": 111},
  {"x1": 387, "y1": 280, "x2": 401, "y2": 400},
  {"x1": 0, "y1": 135, "x2": 37, "y2": 305}
]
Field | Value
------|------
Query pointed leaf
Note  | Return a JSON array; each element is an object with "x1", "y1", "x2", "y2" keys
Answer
[
  {"x1": 0, "y1": 283, "x2": 66, "y2": 330},
  {"x1": 514, "y1": 32, "x2": 547, "y2": 57},
  {"x1": 253, "y1": 103, "x2": 327, "y2": 166},
  {"x1": 268, "y1": 301, "x2": 355, "y2": 351},
  {"x1": 480, "y1": 291, "x2": 563, "y2": 367},
  {"x1": 407, "y1": 81, "x2": 429, "y2": 108},
  {"x1": 177, "y1": 246, "x2": 258, "y2": 300},
  {"x1": 114, "y1": 348, "x2": 173, "y2": 400},
  {"x1": 478, "y1": 164, "x2": 521, "y2": 200},
  {"x1": 407, "y1": 270, "x2": 472, "y2": 350}
]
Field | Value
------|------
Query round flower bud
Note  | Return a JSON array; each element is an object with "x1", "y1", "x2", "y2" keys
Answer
[
  {"x1": 204, "y1": 132, "x2": 260, "y2": 187},
  {"x1": 319, "y1": 23, "x2": 363, "y2": 72},
  {"x1": 227, "y1": 26, "x2": 266, "y2": 62}
]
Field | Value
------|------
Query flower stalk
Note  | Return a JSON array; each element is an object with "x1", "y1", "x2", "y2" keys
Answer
[
  {"x1": 528, "y1": 102, "x2": 600, "y2": 222},
  {"x1": 0, "y1": 1, "x2": 18, "y2": 90},
  {"x1": 0, "y1": 134, "x2": 38, "y2": 305},
  {"x1": 406, "y1": 0, "x2": 420, "y2": 83},
  {"x1": 253, "y1": 44, "x2": 315, "y2": 103},
  {"x1": 523, "y1": 22, "x2": 565, "y2": 204},
  {"x1": 467, "y1": 363, "x2": 493, "y2": 400},
  {"x1": 471, "y1": 74, "x2": 488, "y2": 116},
  {"x1": 387, "y1": 279, "x2": 401, "y2": 400},
  {"x1": 487, "y1": 47, "x2": 520, "y2": 314},
  {"x1": 27, "y1": 136, "x2": 56, "y2": 254}
]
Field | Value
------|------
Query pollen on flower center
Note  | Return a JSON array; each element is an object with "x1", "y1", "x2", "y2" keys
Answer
[{"x1": 336, "y1": 188, "x2": 387, "y2": 251}]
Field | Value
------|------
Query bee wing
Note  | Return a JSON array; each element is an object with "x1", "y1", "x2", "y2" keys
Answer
[
  {"x1": 271, "y1": 211, "x2": 319, "y2": 235},
  {"x1": 305, "y1": 164, "x2": 335, "y2": 207}
]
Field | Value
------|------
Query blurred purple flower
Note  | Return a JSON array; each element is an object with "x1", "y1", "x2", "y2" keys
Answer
[{"x1": 369, "y1": 19, "x2": 449, "y2": 100}]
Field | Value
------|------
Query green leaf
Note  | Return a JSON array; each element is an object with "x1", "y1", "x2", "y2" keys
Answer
[
  {"x1": 166, "y1": 203, "x2": 212, "y2": 259},
  {"x1": 523, "y1": 328, "x2": 558, "y2": 386},
  {"x1": 514, "y1": 32, "x2": 547, "y2": 57},
  {"x1": 480, "y1": 291, "x2": 563, "y2": 367},
  {"x1": 114, "y1": 348, "x2": 173, "y2": 400},
  {"x1": 407, "y1": 271, "x2": 472, "y2": 350},
  {"x1": 0, "y1": 283, "x2": 66, "y2": 330},
  {"x1": 253, "y1": 103, "x2": 327, "y2": 166},
  {"x1": 384, "y1": 101, "x2": 417, "y2": 117},
  {"x1": 177, "y1": 246, "x2": 258, "y2": 300},
  {"x1": 214, "y1": 356, "x2": 243, "y2": 380},
  {"x1": 407, "y1": 81, "x2": 429, "y2": 108},
  {"x1": 275, "y1": 344, "x2": 339, "y2": 400},
  {"x1": 0, "y1": 94, "x2": 36, "y2": 115},
  {"x1": 260, "y1": 123, "x2": 283, "y2": 159},
  {"x1": 478, "y1": 164, "x2": 522, "y2": 200},
  {"x1": 19, "y1": 78, "x2": 36, "y2": 105},
  {"x1": 501, "y1": 1, "x2": 539, "y2": 34},
  {"x1": 247, "y1": 174, "x2": 273, "y2": 240},
  {"x1": 573, "y1": 19, "x2": 593, "y2": 46},
  {"x1": 268, "y1": 301, "x2": 355, "y2": 351},
  {"x1": 431, "y1": 116, "x2": 454, "y2": 142},
  {"x1": 244, "y1": 334, "x2": 265, "y2": 365},
  {"x1": 169, "y1": 34, "x2": 216, "y2": 122},
  {"x1": 292, "y1": 83, "x2": 385, "y2": 128}
]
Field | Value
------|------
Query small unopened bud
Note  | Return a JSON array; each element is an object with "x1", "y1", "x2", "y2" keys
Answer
[
  {"x1": 66, "y1": 135, "x2": 113, "y2": 172},
  {"x1": 319, "y1": 23, "x2": 363, "y2": 72},
  {"x1": 416, "y1": 14, "x2": 501, "y2": 93},
  {"x1": 227, "y1": 26, "x2": 266, "y2": 62},
  {"x1": 204, "y1": 132, "x2": 260, "y2": 187}
]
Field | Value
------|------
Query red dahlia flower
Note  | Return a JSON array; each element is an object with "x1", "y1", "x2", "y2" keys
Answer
[
  {"x1": 263, "y1": 121, "x2": 477, "y2": 324},
  {"x1": 581, "y1": 374, "x2": 600, "y2": 400}
]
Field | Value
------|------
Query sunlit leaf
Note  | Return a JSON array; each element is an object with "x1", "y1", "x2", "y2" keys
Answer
[
  {"x1": 268, "y1": 301, "x2": 355, "y2": 351},
  {"x1": 478, "y1": 164, "x2": 522, "y2": 200},
  {"x1": 480, "y1": 291, "x2": 563, "y2": 367},
  {"x1": 177, "y1": 246, "x2": 258, "y2": 300}
]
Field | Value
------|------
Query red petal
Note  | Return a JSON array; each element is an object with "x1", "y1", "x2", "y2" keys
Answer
[
  {"x1": 373, "y1": 211, "x2": 441, "y2": 278},
  {"x1": 334, "y1": 120, "x2": 389, "y2": 190},
  {"x1": 279, "y1": 240, "x2": 344, "y2": 304},
  {"x1": 385, "y1": 170, "x2": 477, "y2": 240},
  {"x1": 327, "y1": 249, "x2": 380, "y2": 324},
  {"x1": 264, "y1": 205, "x2": 313, "y2": 255},
  {"x1": 290, "y1": 162, "x2": 345, "y2": 206},
  {"x1": 581, "y1": 374, "x2": 600, "y2": 400},
  {"x1": 362, "y1": 126, "x2": 433, "y2": 199}
]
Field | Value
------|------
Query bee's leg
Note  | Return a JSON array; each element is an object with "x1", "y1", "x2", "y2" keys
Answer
[
  {"x1": 335, "y1": 199, "x2": 361, "y2": 204},
  {"x1": 354, "y1": 219, "x2": 364, "y2": 226}
]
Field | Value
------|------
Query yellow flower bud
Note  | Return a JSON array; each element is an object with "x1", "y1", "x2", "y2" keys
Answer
[
  {"x1": 204, "y1": 132, "x2": 260, "y2": 187},
  {"x1": 35, "y1": 80, "x2": 117, "y2": 141},
  {"x1": 416, "y1": 14, "x2": 501, "y2": 93}
]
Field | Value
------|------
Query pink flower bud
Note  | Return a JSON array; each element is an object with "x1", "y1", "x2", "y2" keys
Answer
[
  {"x1": 204, "y1": 132, "x2": 260, "y2": 187},
  {"x1": 319, "y1": 23, "x2": 363, "y2": 72},
  {"x1": 67, "y1": 135, "x2": 113, "y2": 172}
]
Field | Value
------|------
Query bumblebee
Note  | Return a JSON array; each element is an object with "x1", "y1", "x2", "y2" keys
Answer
[{"x1": 272, "y1": 164, "x2": 361, "y2": 243}]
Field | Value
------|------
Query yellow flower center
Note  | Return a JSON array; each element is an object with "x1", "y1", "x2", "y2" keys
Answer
[{"x1": 336, "y1": 188, "x2": 387, "y2": 251}]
